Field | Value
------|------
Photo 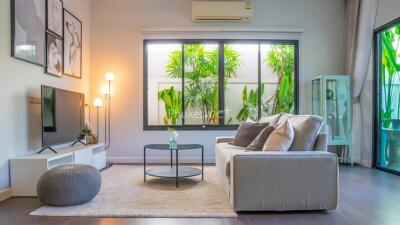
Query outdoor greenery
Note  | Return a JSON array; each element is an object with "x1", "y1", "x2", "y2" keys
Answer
[
  {"x1": 381, "y1": 24, "x2": 400, "y2": 128},
  {"x1": 264, "y1": 45, "x2": 295, "y2": 115},
  {"x1": 158, "y1": 86, "x2": 182, "y2": 125},
  {"x1": 162, "y1": 44, "x2": 241, "y2": 125},
  {"x1": 157, "y1": 43, "x2": 295, "y2": 125},
  {"x1": 236, "y1": 85, "x2": 265, "y2": 122},
  {"x1": 235, "y1": 45, "x2": 295, "y2": 121}
]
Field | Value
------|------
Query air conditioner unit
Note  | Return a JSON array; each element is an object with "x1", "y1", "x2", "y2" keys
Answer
[{"x1": 192, "y1": 1, "x2": 253, "y2": 22}]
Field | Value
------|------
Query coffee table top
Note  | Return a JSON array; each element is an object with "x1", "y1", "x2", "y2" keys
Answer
[{"x1": 144, "y1": 144, "x2": 203, "y2": 151}]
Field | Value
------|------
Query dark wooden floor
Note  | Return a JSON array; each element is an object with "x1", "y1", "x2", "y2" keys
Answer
[{"x1": 1, "y1": 166, "x2": 400, "y2": 225}]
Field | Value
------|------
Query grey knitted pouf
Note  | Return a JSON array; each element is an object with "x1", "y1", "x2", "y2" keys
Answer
[{"x1": 37, "y1": 164, "x2": 101, "y2": 206}]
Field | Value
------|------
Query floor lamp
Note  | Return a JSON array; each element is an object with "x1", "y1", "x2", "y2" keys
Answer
[
  {"x1": 104, "y1": 72, "x2": 114, "y2": 150},
  {"x1": 92, "y1": 98, "x2": 103, "y2": 140},
  {"x1": 101, "y1": 85, "x2": 109, "y2": 149}
]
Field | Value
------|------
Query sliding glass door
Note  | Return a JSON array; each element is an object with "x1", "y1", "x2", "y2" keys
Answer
[{"x1": 375, "y1": 18, "x2": 400, "y2": 174}]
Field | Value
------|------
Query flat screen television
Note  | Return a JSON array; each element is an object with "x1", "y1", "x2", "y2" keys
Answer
[{"x1": 41, "y1": 85, "x2": 85, "y2": 148}]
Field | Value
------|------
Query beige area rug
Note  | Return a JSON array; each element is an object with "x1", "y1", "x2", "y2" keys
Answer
[{"x1": 30, "y1": 165, "x2": 236, "y2": 218}]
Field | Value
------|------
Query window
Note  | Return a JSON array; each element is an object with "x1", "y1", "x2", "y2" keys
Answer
[{"x1": 144, "y1": 40, "x2": 298, "y2": 130}]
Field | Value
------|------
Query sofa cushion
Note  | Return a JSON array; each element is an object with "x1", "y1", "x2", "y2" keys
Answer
[
  {"x1": 216, "y1": 143, "x2": 246, "y2": 177},
  {"x1": 231, "y1": 122, "x2": 269, "y2": 147},
  {"x1": 246, "y1": 126, "x2": 275, "y2": 151},
  {"x1": 277, "y1": 113, "x2": 292, "y2": 125},
  {"x1": 288, "y1": 115, "x2": 323, "y2": 151},
  {"x1": 259, "y1": 114, "x2": 281, "y2": 126},
  {"x1": 263, "y1": 120, "x2": 294, "y2": 151}
]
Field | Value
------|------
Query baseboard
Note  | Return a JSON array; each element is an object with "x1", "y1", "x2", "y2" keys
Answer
[
  {"x1": 0, "y1": 188, "x2": 12, "y2": 202},
  {"x1": 108, "y1": 156, "x2": 215, "y2": 164},
  {"x1": 359, "y1": 159, "x2": 373, "y2": 168}
]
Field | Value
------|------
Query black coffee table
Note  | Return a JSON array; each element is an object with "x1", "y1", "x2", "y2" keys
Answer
[{"x1": 143, "y1": 144, "x2": 204, "y2": 188}]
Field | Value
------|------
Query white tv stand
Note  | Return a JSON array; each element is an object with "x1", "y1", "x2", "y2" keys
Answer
[{"x1": 10, "y1": 143, "x2": 106, "y2": 197}]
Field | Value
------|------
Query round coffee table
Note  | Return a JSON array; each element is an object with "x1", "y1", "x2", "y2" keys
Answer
[{"x1": 143, "y1": 144, "x2": 204, "y2": 188}]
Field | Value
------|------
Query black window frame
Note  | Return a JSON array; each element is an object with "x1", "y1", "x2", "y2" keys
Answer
[
  {"x1": 373, "y1": 17, "x2": 400, "y2": 176},
  {"x1": 143, "y1": 39, "x2": 299, "y2": 131}
]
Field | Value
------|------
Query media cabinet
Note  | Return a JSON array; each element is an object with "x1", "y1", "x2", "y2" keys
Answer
[{"x1": 10, "y1": 144, "x2": 106, "y2": 197}]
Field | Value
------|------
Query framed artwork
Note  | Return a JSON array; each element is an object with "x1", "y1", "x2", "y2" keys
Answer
[
  {"x1": 46, "y1": 0, "x2": 63, "y2": 37},
  {"x1": 11, "y1": 0, "x2": 46, "y2": 66},
  {"x1": 46, "y1": 33, "x2": 63, "y2": 77},
  {"x1": 63, "y1": 9, "x2": 82, "y2": 78}
]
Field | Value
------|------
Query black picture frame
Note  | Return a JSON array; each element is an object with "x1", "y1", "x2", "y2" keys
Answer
[
  {"x1": 63, "y1": 9, "x2": 82, "y2": 79},
  {"x1": 11, "y1": 0, "x2": 46, "y2": 66},
  {"x1": 143, "y1": 39, "x2": 300, "y2": 131},
  {"x1": 45, "y1": 32, "x2": 63, "y2": 77},
  {"x1": 46, "y1": 0, "x2": 64, "y2": 38}
]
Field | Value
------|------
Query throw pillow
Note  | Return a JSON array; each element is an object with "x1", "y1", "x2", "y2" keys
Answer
[
  {"x1": 246, "y1": 126, "x2": 275, "y2": 151},
  {"x1": 276, "y1": 113, "x2": 292, "y2": 125},
  {"x1": 263, "y1": 120, "x2": 294, "y2": 151},
  {"x1": 259, "y1": 114, "x2": 282, "y2": 126},
  {"x1": 288, "y1": 115, "x2": 323, "y2": 151},
  {"x1": 231, "y1": 122, "x2": 270, "y2": 147}
]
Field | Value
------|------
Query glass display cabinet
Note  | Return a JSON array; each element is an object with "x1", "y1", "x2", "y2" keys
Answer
[{"x1": 312, "y1": 75, "x2": 352, "y2": 164}]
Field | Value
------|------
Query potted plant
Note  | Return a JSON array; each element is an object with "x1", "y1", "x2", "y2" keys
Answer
[{"x1": 81, "y1": 123, "x2": 98, "y2": 144}]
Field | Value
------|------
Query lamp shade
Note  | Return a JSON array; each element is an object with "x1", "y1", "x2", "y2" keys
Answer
[
  {"x1": 105, "y1": 72, "x2": 115, "y2": 81},
  {"x1": 93, "y1": 98, "x2": 103, "y2": 107}
]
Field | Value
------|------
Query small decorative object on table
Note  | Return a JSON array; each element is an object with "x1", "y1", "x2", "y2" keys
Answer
[
  {"x1": 167, "y1": 127, "x2": 179, "y2": 150},
  {"x1": 81, "y1": 123, "x2": 98, "y2": 144}
]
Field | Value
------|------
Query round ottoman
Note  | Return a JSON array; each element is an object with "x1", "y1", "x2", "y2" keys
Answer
[{"x1": 37, "y1": 164, "x2": 101, "y2": 206}]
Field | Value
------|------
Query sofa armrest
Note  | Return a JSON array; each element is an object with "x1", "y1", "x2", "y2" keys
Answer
[
  {"x1": 216, "y1": 136, "x2": 234, "y2": 144},
  {"x1": 313, "y1": 133, "x2": 327, "y2": 151},
  {"x1": 230, "y1": 151, "x2": 338, "y2": 211}
]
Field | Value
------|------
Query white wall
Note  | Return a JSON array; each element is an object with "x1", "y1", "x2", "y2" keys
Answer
[
  {"x1": 360, "y1": 0, "x2": 400, "y2": 167},
  {"x1": 0, "y1": 0, "x2": 91, "y2": 190},
  {"x1": 90, "y1": 0, "x2": 346, "y2": 163}
]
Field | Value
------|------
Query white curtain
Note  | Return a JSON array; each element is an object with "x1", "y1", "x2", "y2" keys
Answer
[{"x1": 345, "y1": 0, "x2": 379, "y2": 164}]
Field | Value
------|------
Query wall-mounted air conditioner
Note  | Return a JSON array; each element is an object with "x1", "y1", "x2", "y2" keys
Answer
[{"x1": 192, "y1": 1, "x2": 253, "y2": 22}]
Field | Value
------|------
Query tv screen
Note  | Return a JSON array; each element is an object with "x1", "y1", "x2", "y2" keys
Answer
[{"x1": 41, "y1": 85, "x2": 84, "y2": 147}]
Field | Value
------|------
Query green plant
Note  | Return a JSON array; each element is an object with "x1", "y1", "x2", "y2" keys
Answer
[
  {"x1": 381, "y1": 25, "x2": 400, "y2": 128},
  {"x1": 265, "y1": 45, "x2": 295, "y2": 115},
  {"x1": 81, "y1": 123, "x2": 97, "y2": 143},
  {"x1": 158, "y1": 86, "x2": 182, "y2": 125},
  {"x1": 236, "y1": 85, "x2": 264, "y2": 122},
  {"x1": 165, "y1": 44, "x2": 241, "y2": 125}
]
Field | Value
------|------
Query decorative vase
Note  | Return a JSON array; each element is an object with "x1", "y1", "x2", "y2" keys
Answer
[
  {"x1": 84, "y1": 135, "x2": 98, "y2": 144},
  {"x1": 169, "y1": 137, "x2": 177, "y2": 150},
  {"x1": 84, "y1": 135, "x2": 92, "y2": 144}
]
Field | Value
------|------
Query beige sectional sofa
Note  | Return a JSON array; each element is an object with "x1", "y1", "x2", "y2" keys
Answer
[{"x1": 215, "y1": 114, "x2": 339, "y2": 212}]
